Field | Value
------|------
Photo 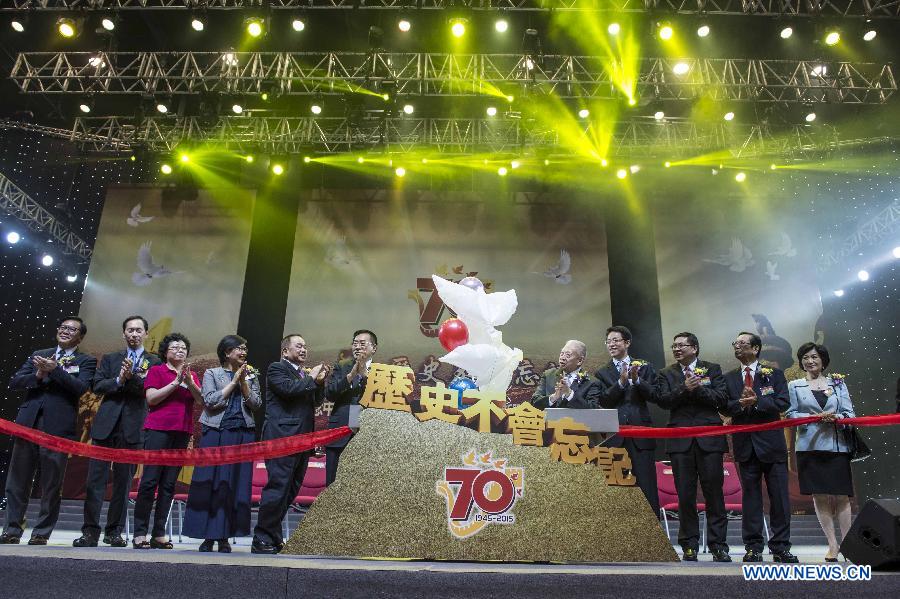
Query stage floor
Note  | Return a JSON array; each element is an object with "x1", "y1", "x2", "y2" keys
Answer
[{"x1": 1, "y1": 531, "x2": 898, "y2": 598}]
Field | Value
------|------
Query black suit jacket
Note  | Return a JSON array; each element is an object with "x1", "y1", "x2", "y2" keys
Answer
[
  {"x1": 594, "y1": 359, "x2": 657, "y2": 450},
  {"x1": 530, "y1": 368, "x2": 601, "y2": 410},
  {"x1": 91, "y1": 349, "x2": 162, "y2": 444},
  {"x1": 9, "y1": 348, "x2": 97, "y2": 439},
  {"x1": 724, "y1": 365, "x2": 790, "y2": 463},
  {"x1": 325, "y1": 359, "x2": 366, "y2": 449},
  {"x1": 260, "y1": 359, "x2": 324, "y2": 442},
  {"x1": 655, "y1": 360, "x2": 729, "y2": 454}
]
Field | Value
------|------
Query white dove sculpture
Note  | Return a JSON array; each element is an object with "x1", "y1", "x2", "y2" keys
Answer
[
  {"x1": 126, "y1": 203, "x2": 154, "y2": 227},
  {"x1": 431, "y1": 275, "x2": 523, "y2": 393},
  {"x1": 132, "y1": 242, "x2": 180, "y2": 286},
  {"x1": 540, "y1": 249, "x2": 572, "y2": 284},
  {"x1": 703, "y1": 238, "x2": 755, "y2": 272},
  {"x1": 768, "y1": 232, "x2": 797, "y2": 258}
]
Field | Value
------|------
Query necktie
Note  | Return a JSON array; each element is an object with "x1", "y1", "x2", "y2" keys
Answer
[
  {"x1": 129, "y1": 351, "x2": 138, "y2": 371},
  {"x1": 744, "y1": 367, "x2": 754, "y2": 388},
  {"x1": 297, "y1": 366, "x2": 305, "y2": 378},
  {"x1": 683, "y1": 367, "x2": 692, "y2": 379}
]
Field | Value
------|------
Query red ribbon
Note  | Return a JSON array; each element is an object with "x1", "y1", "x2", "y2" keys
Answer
[
  {"x1": 618, "y1": 413, "x2": 900, "y2": 438},
  {"x1": 0, "y1": 418, "x2": 353, "y2": 466}
]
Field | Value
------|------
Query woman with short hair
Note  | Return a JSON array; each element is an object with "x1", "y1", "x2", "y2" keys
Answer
[{"x1": 786, "y1": 342, "x2": 856, "y2": 562}]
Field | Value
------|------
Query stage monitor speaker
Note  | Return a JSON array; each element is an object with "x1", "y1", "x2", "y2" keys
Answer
[{"x1": 840, "y1": 498, "x2": 900, "y2": 571}]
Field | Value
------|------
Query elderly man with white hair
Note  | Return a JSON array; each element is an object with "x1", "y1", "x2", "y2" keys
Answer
[{"x1": 530, "y1": 340, "x2": 601, "y2": 410}]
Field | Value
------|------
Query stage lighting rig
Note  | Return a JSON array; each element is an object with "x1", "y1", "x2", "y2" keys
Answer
[
  {"x1": 98, "y1": 13, "x2": 119, "y2": 34},
  {"x1": 56, "y1": 16, "x2": 84, "y2": 39},
  {"x1": 245, "y1": 16, "x2": 266, "y2": 38},
  {"x1": 10, "y1": 14, "x2": 28, "y2": 33},
  {"x1": 450, "y1": 18, "x2": 467, "y2": 38},
  {"x1": 191, "y1": 12, "x2": 207, "y2": 32}
]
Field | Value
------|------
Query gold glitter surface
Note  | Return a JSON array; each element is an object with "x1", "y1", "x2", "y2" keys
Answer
[{"x1": 284, "y1": 409, "x2": 678, "y2": 563}]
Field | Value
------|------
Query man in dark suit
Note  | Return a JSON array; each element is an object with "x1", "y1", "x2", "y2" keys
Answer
[
  {"x1": 251, "y1": 334, "x2": 330, "y2": 554},
  {"x1": 656, "y1": 332, "x2": 731, "y2": 562},
  {"x1": 73, "y1": 315, "x2": 160, "y2": 548},
  {"x1": 530, "y1": 340, "x2": 600, "y2": 410},
  {"x1": 0, "y1": 317, "x2": 97, "y2": 545},
  {"x1": 325, "y1": 329, "x2": 377, "y2": 486},
  {"x1": 725, "y1": 331, "x2": 798, "y2": 563},
  {"x1": 594, "y1": 325, "x2": 660, "y2": 515}
]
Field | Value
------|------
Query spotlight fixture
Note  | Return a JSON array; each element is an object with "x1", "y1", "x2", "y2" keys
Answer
[
  {"x1": 495, "y1": 19, "x2": 508, "y2": 33},
  {"x1": 780, "y1": 26, "x2": 793, "y2": 39},
  {"x1": 292, "y1": 19, "x2": 305, "y2": 32},
  {"x1": 310, "y1": 103, "x2": 322, "y2": 115},
  {"x1": 271, "y1": 163, "x2": 285, "y2": 175},
  {"x1": 78, "y1": 98, "x2": 93, "y2": 114},
  {"x1": 100, "y1": 16, "x2": 116, "y2": 32},
  {"x1": 629, "y1": 165, "x2": 640, "y2": 174},
  {"x1": 498, "y1": 167, "x2": 508, "y2": 176},
  {"x1": 398, "y1": 19, "x2": 411, "y2": 32},
  {"x1": 56, "y1": 17, "x2": 78, "y2": 38},
  {"x1": 395, "y1": 167, "x2": 406, "y2": 177},
  {"x1": 232, "y1": 103, "x2": 243, "y2": 114},
  {"x1": 600, "y1": 158, "x2": 608, "y2": 167},
  {"x1": 303, "y1": 156, "x2": 312, "y2": 164},
  {"x1": 357, "y1": 157, "x2": 365, "y2": 164},
  {"x1": 863, "y1": 30, "x2": 876, "y2": 41},
  {"x1": 654, "y1": 111, "x2": 664, "y2": 121},
  {"x1": 805, "y1": 112, "x2": 817, "y2": 122},
  {"x1": 11, "y1": 16, "x2": 26, "y2": 32},
  {"x1": 486, "y1": 106, "x2": 497, "y2": 117},
  {"x1": 672, "y1": 62, "x2": 690, "y2": 75},
  {"x1": 735, "y1": 172, "x2": 746, "y2": 182},
  {"x1": 811, "y1": 65, "x2": 827, "y2": 77},
  {"x1": 191, "y1": 15, "x2": 207, "y2": 32},
  {"x1": 245, "y1": 17, "x2": 264, "y2": 38},
  {"x1": 450, "y1": 18, "x2": 467, "y2": 38},
  {"x1": 66, "y1": 274, "x2": 78, "y2": 283},
  {"x1": 156, "y1": 101, "x2": 169, "y2": 114},
  {"x1": 697, "y1": 25, "x2": 710, "y2": 38},
  {"x1": 770, "y1": 164, "x2": 777, "y2": 170},
  {"x1": 824, "y1": 30, "x2": 840, "y2": 45},
  {"x1": 222, "y1": 51, "x2": 239, "y2": 67},
  {"x1": 402, "y1": 103, "x2": 414, "y2": 115},
  {"x1": 245, "y1": 155, "x2": 254, "y2": 163},
  {"x1": 857, "y1": 269, "x2": 869, "y2": 281},
  {"x1": 368, "y1": 25, "x2": 384, "y2": 49},
  {"x1": 724, "y1": 111, "x2": 735, "y2": 121},
  {"x1": 892, "y1": 246, "x2": 900, "y2": 259},
  {"x1": 6, "y1": 231, "x2": 20, "y2": 244},
  {"x1": 658, "y1": 23, "x2": 674, "y2": 40},
  {"x1": 160, "y1": 163, "x2": 173, "y2": 174},
  {"x1": 833, "y1": 289, "x2": 845, "y2": 297},
  {"x1": 608, "y1": 23, "x2": 620, "y2": 36},
  {"x1": 41, "y1": 254, "x2": 54, "y2": 267},
  {"x1": 510, "y1": 160, "x2": 521, "y2": 169},
  {"x1": 664, "y1": 161, "x2": 671, "y2": 168},
  {"x1": 578, "y1": 108, "x2": 590, "y2": 118},
  {"x1": 616, "y1": 168, "x2": 627, "y2": 179}
]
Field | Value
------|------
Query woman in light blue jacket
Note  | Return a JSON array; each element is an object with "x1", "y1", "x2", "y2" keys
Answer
[
  {"x1": 786, "y1": 342, "x2": 855, "y2": 562},
  {"x1": 182, "y1": 335, "x2": 261, "y2": 552}
]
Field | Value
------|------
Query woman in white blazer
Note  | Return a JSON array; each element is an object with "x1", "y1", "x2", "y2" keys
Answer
[{"x1": 786, "y1": 342, "x2": 855, "y2": 562}]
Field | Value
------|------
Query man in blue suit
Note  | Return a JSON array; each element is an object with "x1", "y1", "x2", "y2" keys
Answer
[
  {"x1": 724, "y1": 331, "x2": 798, "y2": 563},
  {"x1": 1, "y1": 317, "x2": 97, "y2": 545},
  {"x1": 251, "y1": 334, "x2": 330, "y2": 554}
]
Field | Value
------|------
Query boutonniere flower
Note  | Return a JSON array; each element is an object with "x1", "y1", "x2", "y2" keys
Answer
[
  {"x1": 830, "y1": 373, "x2": 847, "y2": 386},
  {"x1": 59, "y1": 355, "x2": 75, "y2": 366},
  {"x1": 630, "y1": 359, "x2": 647, "y2": 368},
  {"x1": 576, "y1": 369, "x2": 589, "y2": 380},
  {"x1": 692, "y1": 367, "x2": 708, "y2": 377},
  {"x1": 246, "y1": 364, "x2": 260, "y2": 377},
  {"x1": 759, "y1": 367, "x2": 774, "y2": 377},
  {"x1": 303, "y1": 367, "x2": 312, "y2": 375}
]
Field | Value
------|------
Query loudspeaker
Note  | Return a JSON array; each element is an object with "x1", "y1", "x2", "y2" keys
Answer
[{"x1": 840, "y1": 498, "x2": 900, "y2": 570}]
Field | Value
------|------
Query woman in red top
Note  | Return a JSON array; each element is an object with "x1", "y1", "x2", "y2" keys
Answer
[{"x1": 133, "y1": 333, "x2": 201, "y2": 549}]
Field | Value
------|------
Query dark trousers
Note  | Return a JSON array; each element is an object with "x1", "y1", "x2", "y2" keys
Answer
[
  {"x1": 82, "y1": 421, "x2": 139, "y2": 538},
  {"x1": 253, "y1": 451, "x2": 311, "y2": 546},
  {"x1": 738, "y1": 452, "x2": 792, "y2": 553},
  {"x1": 670, "y1": 443, "x2": 728, "y2": 551},
  {"x1": 622, "y1": 439, "x2": 660, "y2": 515},
  {"x1": 132, "y1": 429, "x2": 189, "y2": 538},
  {"x1": 2, "y1": 414, "x2": 68, "y2": 538},
  {"x1": 325, "y1": 445, "x2": 344, "y2": 486}
]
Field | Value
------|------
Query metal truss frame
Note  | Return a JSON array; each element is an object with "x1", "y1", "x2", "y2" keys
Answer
[
  {"x1": 818, "y1": 198, "x2": 900, "y2": 273},
  {"x1": 0, "y1": 171, "x2": 93, "y2": 261},
  {"x1": 11, "y1": 52, "x2": 896, "y2": 104},
  {"x1": 5, "y1": 0, "x2": 900, "y2": 18},
  {"x1": 69, "y1": 114, "x2": 847, "y2": 158}
]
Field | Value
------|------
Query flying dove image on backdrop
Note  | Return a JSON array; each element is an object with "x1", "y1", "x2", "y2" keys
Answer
[{"x1": 132, "y1": 242, "x2": 182, "y2": 286}]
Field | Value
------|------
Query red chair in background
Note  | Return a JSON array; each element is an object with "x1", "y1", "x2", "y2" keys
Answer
[
  {"x1": 293, "y1": 455, "x2": 327, "y2": 510},
  {"x1": 656, "y1": 461, "x2": 707, "y2": 551}
]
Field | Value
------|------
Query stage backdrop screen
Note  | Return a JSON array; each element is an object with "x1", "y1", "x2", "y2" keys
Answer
[{"x1": 283, "y1": 190, "x2": 613, "y2": 401}]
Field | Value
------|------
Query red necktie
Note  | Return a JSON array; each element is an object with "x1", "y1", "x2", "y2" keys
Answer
[{"x1": 743, "y1": 367, "x2": 753, "y2": 388}]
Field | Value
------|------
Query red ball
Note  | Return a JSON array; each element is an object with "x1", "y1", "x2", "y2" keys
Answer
[{"x1": 438, "y1": 318, "x2": 469, "y2": 352}]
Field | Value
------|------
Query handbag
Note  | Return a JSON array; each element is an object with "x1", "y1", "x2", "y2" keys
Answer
[{"x1": 842, "y1": 425, "x2": 872, "y2": 462}]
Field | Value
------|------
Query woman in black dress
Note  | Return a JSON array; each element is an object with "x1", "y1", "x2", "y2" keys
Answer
[{"x1": 786, "y1": 343, "x2": 856, "y2": 562}]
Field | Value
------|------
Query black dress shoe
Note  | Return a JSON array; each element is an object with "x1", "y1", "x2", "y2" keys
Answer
[
  {"x1": 199, "y1": 539, "x2": 215, "y2": 552},
  {"x1": 743, "y1": 549, "x2": 763, "y2": 562},
  {"x1": 773, "y1": 551, "x2": 799, "y2": 563},
  {"x1": 711, "y1": 549, "x2": 732, "y2": 563},
  {"x1": 103, "y1": 535, "x2": 127, "y2": 548},
  {"x1": 217, "y1": 539, "x2": 232, "y2": 553},
  {"x1": 681, "y1": 548, "x2": 698, "y2": 562},
  {"x1": 72, "y1": 535, "x2": 98, "y2": 548},
  {"x1": 0, "y1": 533, "x2": 22, "y2": 544},
  {"x1": 250, "y1": 538, "x2": 279, "y2": 555},
  {"x1": 27, "y1": 535, "x2": 49, "y2": 546}
]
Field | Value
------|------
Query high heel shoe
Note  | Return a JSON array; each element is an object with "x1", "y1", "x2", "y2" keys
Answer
[{"x1": 199, "y1": 539, "x2": 215, "y2": 552}]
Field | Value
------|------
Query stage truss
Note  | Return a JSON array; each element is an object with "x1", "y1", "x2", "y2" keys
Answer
[{"x1": 4, "y1": 0, "x2": 900, "y2": 18}]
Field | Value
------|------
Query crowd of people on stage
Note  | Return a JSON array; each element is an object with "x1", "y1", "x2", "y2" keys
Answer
[{"x1": 0, "y1": 314, "x2": 890, "y2": 562}]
